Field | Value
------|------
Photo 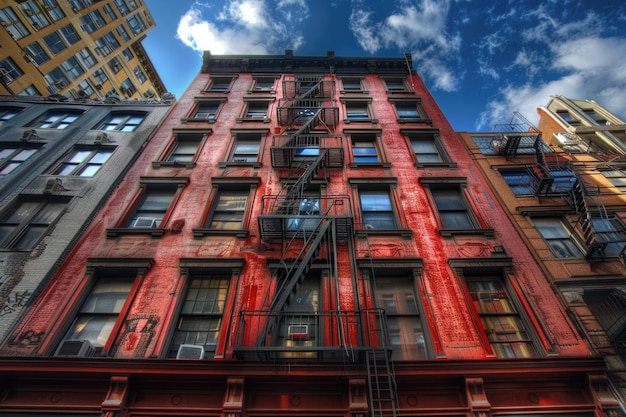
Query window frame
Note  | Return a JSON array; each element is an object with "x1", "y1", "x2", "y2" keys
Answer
[
  {"x1": 390, "y1": 99, "x2": 428, "y2": 123},
  {"x1": 450, "y1": 261, "x2": 540, "y2": 359},
  {"x1": 420, "y1": 177, "x2": 494, "y2": 238},
  {"x1": 95, "y1": 111, "x2": 146, "y2": 132},
  {"x1": 0, "y1": 143, "x2": 40, "y2": 175},
  {"x1": 49, "y1": 145, "x2": 115, "y2": 177},
  {"x1": 381, "y1": 77, "x2": 412, "y2": 94},
  {"x1": 403, "y1": 129, "x2": 455, "y2": 168},
  {"x1": 54, "y1": 258, "x2": 152, "y2": 356},
  {"x1": 499, "y1": 168, "x2": 536, "y2": 196},
  {"x1": 248, "y1": 76, "x2": 277, "y2": 93},
  {"x1": 204, "y1": 76, "x2": 235, "y2": 93},
  {"x1": 346, "y1": 129, "x2": 389, "y2": 168},
  {"x1": 166, "y1": 259, "x2": 244, "y2": 359},
  {"x1": 0, "y1": 196, "x2": 69, "y2": 250},
  {"x1": 340, "y1": 76, "x2": 367, "y2": 93},
  {"x1": 185, "y1": 99, "x2": 226, "y2": 123},
  {"x1": 29, "y1": 109, "x2": 84, "y2": 129},
  {"x1": 220, "y1": 129, "x2": 267, "y2": 168},
  {"x1": 107, "y1": 177, "x2": 188, "y2": 238},
  {"x1": 154, "y1": 129, "x2": 210, "y2": 169},
  {"x1": 349, "y1": 178, "x2": 412, "y2": 238},
  {"x1": 342, "y1": 98, "x2": 377, "y2": 124},
  {"x1": 237, "y1": 98, "x2": 273, "y2": 123},
  {"x1": 193, "y1": 177, "x2": 260, "y2": 239},
  {"x1": 359, "y1": 259, "x2": 432, "y2": 360},
  {"x1": 530, "y1": 216, "x2": 584, "y2": 259}
]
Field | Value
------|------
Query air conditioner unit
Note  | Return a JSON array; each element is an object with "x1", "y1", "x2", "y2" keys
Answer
[
  {"x1": 288, "y1": 324, "x2": 309, "y2": 341},
  {"x1": 54, "y1": 339, "x2": 96, "y2": 357},
  {"x1": 133, "y1": 217, "x2": 159, "y2": 228},
  {"x1": 176, "y1": 344, "x2": 205, "y2": 359}
]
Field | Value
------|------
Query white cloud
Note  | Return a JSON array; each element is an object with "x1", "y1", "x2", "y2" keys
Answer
[
  {"x1": 349, "y1": 8, "x2": 380, "y2": 53},
  {"x1": 479, "y1": 36, "x2": 626, "y2": 129},
  {"x1": 176, "y1": 0, "x2": 306, "y2": 56}
]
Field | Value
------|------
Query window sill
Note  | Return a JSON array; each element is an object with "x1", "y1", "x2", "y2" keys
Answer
[
  {"x1": 356, "y1": 229, "x2": 413, "y2": 239},
  {"x1": 439, "y1": 228, "x2": 495, "y2": 239},
  {"x1": 415, "y1": 162, "x2": 457, "y2": 169},
  {"x1": 107, "y1": 227, "x2": 166, "y2": 238},
  {"x1": 344, "y1": 119, "x2": 378, "y2": 124},
  {"x1": 247, "y1": 89, "x2": 276, "y2": 94},
  {"x1": 219, "y1": 161, "x2": 262, "y2": 168},
  {"x1": 397, "y1": 118, "x2": 431, "y2": 124},
  {"x1": 350, "y1": 162, "x2": 391, "y2": 169},
  {"x1": 193, "y1": 228, "x2": 249, "y2": 239},
  {"x1": 152, "y1": 161, "x2": 196, "y2": 169},
  {"x1": 181, "y1": 117, "x2": 216, "y2": 124},
  {"x1": 236, "y1": 117, "x2": 270, "y2": 123}
]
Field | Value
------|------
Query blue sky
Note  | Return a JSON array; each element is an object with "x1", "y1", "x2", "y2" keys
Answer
[{"x1": 142, "y1": 0, "x2": 626, "y2": 131}]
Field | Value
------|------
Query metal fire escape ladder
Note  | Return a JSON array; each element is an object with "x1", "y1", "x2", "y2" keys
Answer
[
  {"x1": 366, "y1": 349, "x2": 398, "y2": 417},
  {"x1": 567, "y1": 169, "x2": 611, "y2": 261},
  {"x1": 531, "y1": 134, "x2": 556, "y2": 196}
]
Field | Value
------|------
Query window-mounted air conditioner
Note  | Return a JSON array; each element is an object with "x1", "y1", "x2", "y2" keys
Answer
[
  {"x1": 132, "y1": 217, "x2": 159, "y2": 228},
  {"x1": 288, "y1": 324, "x2": 309, "y2": 340},
  {"x1": 54, "y1": 339, "x2": 96, "y2": 357},
  {"x1": 176, "y1": 344, "x2": 205, "y2": 359}
]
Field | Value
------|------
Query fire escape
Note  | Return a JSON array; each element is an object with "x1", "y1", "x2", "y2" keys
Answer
[
  {"x1": 233, "y1": 74, "x2": 397, "y2": 417},
  {"x1": 494, "y1": 113, "x2": 626, "y2": 261}
]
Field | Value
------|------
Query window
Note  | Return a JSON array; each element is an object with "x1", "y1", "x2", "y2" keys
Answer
[
  {"x1": 0, "y1": 58, "x2": 24, "y2": 83},
  {"x1": 340, "y1": 77, "x2": 365, "y2": 93},
  {"x1": 429, "y1": 185, "x2": 476, "y2": 230},
  {"x1": 116, "y1": 24, "x2": 131, "y2": 42},
  {"x1": 133, "y1": 65, "x2": 146, "y2": 83},
  {"x1": 286, "y1": 189, "x2": 321, "y2": 232},
  {"x1": 226, "y1": 131, "x2": 264, "y2": 164},
  {"x1": 602, "y1": 169, "x2": 626, "y2": 193},
  {"x1": 359, "y1": 190, "x2": 397, "y2": 230},
  {"x1": 59, "y1": 24, "x2": 80, "y2": 45},
  {"x1": 168, "y1": 274, "x2": 231, "y2": 358},
  {"x1": 156, "y1": 131, "x2": 206, "y2": 167},
  {"x1": 590, "y1": 217, "x2": 626, "y2": 257},
  {"x1": 108, "y1": 56, "x2": 121, "y2": 73},
  {"x1": 465, "y1": 274, "x2": 536, "y2": 358},
  {"x1": 344, "y1": 100, "x2": 374, "y2": 123},
  {"x1": 124, "y1": 184, "x2": 178, "y2": 229},
  {"x1": 102, "y1": 4, "x2": 117, "y2": 20},
  {"x1": 43, "y1": 31, "x2": 67, "y2": 54},
  {"x1": 126, "y1": 13, "x2": 146, "y2": 34},
  {"x1": 96, "y1": 112, "x2": 146, "y2": 131},
  {"x1": 584, "y1": 288, "x2": 626, "y2": 354},
  {"x1": 123, "y1": 48, "x2": 134, "y2": 61},
  {"x1": 75, "y1": 80, "x2": 95, "y2": 98},
  {"x1": 372, "y1": 272, "x2": 427, "y2": 360},
  {"x1": 190, "y1": 100, "x2": 223, "y2": 121},
  {"x1": 44, "y1": 68, "x2": 69, "y2": 92},
  {"x1": 239, "y1": 100, "x2": 271, "y2": 121},
  {"x1": 349, "y1": 131, "x2": 387, "y2": 166},
  {"x1": 108, "y1": 179, "x2": 187, "y2": 237},
  {"x1": 51, "y1": 147, "x2": 114, "y2": 176},
  {"x1": 96, "y1": 32, "x2": 120, "y2": 56},
  {"x1": 207, "y1": 76, "x2": 233, "y2": 92},
  {"x1": 583, "y1": 109, "x2": 608, "y2": 125},
  {"x1": 405, "y1": 130, "x2": 453, "y2": 167},
  {"x1": 205, "y1": 189, "x2": 250, "y2": 230},
  {"x1": 0, "y1": 107, "x2": 22, "y2": 122},
  {"x1": 0, "y1": 7, "x2": 30, "y2": 39},
  {"x1": 556, "y1": 110, "x2": 581, "y2": 126},
  {"x1": 194, "y1": 178, "x2": 258, "y2": 238},
  {"x1": 61, "y1": 273, "x2": 135, "y2": 349},
  {"x1": 59, "y1": 56, "x2": 85, "y2": 81},
  {"x1": 392, "y1": 100, "x2": 425, "y2": 122},
  {"x1": 41, "y1": 0, "x2": 64, "y2": 21},
  {"x1": 501, "y1": 170, "x2": 534, "y2": 195},
  {"x1": 114, "y1": 0, "x2": 130, "y2": 15},
  {"x1": 24, "y1": 42, "x2": 50, "y2": 65},
  {"x1": 19, "y1": 1, "x2": 50, "y2": 29},
  {"x1": 382, "y1": 77, "x2": 410, "y2": 93},
  {"x1": 19, "y1": 85, "x2": 40, "y2": 96},
  {"x1": 532, "y1": 217, "x2": 583, "y2": 258},
  {"x1": 76, "y1": 48, "x2": 97, "y2": 69},
  {"x1": 79, "y1": 10, "x2": 105, "y2": 33},
  {"x1": 250, "y1": 76, "x2": 276, "y2": 92},
  {"x1": 30, "y1": 110, "x2": 83, "y2": 129},
  {"x1": 0, "y1": 199, "x2": 67, "y2": 250},
  {"x1": 93, "y1": 68, "x2": 109, "y2": 85},
  {"x1": 120, "y1": 78, "x2": 137, "y2": 96},
  {"x1": 0, "y1": 145, "x2": 39, "y2": 175}
]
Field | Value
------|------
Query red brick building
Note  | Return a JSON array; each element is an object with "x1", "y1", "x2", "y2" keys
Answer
[{"x1": 0, "y1": 52, "x2": 620, "y2": 417}]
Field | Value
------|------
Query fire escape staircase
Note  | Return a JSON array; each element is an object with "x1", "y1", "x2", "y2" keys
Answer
[
  {"x1": 566, "y1": 171, "x2": 612, "y2": 261},
  {"x1": 366, "y1": 349, "x2": 398, "y2": 417}
]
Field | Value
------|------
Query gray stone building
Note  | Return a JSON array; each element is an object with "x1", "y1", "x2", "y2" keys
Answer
[{"x1": 0, "y1": 93, "x2": 173, "y2": 343}]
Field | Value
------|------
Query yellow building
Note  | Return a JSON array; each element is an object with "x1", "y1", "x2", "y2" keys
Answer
[{"x1": 0, "y1": 0, "x2": 165, "y2": 99}]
